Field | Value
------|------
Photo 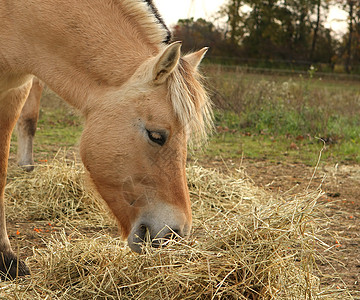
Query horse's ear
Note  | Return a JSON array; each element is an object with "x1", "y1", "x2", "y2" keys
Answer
[
  {"x1": 183, "y1": 47, "x2": 209, "y2": 70},
  {"x1": 153, "y1": 41, "x2": 181, "y2": 84}
]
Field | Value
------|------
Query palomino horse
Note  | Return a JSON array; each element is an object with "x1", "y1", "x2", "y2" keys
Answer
[
  {"x1": 0, "y1": 0, "x2": 212, "y2": 279},
  {"x1": 17, "y1": 78, "x2": 44, "y2": 172}
]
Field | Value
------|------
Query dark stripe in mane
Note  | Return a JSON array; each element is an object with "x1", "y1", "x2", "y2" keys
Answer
[{"x1": 144, "y1": 0, "x2": 172, "y2": 44}]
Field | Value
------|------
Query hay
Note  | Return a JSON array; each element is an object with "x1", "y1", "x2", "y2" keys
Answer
[
  {"x1": 5, "y1": 152, "x2": 113, "y2": 228},
  {"x1": 1, "y1": 155, "x2": 350, "y2": 299}
]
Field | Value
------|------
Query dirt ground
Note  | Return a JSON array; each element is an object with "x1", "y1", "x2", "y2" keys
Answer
[
  {"x1": 6, "y1": 153, "x2": 360, "y2": 298},
  {"x1": 197, "y1": 157, "x2": 360, "y2": 298}
]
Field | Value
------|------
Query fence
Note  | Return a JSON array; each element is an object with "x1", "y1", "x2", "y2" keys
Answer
[{"x1": 204, "y1": 56, "x2": 360, "y2": 80}]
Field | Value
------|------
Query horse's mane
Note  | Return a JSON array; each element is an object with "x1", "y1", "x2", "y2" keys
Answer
[
  {"x1": 143, "y1": 0, "x2": 171, "y2": 44},
  {"x1": 120, "y1": 0, "x2": 171, "y2": 45},
  {"x1": 168, "y1": 59, "x2": 213, "y2": 145}
]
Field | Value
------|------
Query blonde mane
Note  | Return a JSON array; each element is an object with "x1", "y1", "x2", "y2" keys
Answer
[{"x1": 168, "y1": 59, "x2": 213, "y2": 145}]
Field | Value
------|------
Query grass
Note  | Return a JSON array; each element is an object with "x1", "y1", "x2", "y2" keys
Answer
[
  {"x1": 196, "y1": 110, "x2": 360, "y2": 165},
  {"x1": 10, "y1": 67, "x2": 360, "y2": 166},
  {"x1": 193, "y1": 132, "x2": 327, "y2": 165},
  {"x1": 201, "y1": 65, "x2": 360, "y2": 165},
  {"x1": 11, "y1": 70, "x2": 360, "y2": 166},
  {"x1": 11, "y1": 89, "x2": 83, "y2": 161},
  {"x1": 11, "y1": 66, "x2": 360, "y2": 166}
]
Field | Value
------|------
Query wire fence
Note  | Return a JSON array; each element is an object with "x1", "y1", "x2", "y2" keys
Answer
[{"x1": 204, "y1": 56, "x2": 360, "y2": 81}]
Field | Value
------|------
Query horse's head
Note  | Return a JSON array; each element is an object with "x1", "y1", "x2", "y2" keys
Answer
[{"x1": 80, "y1": 42, "x2": 212, "y2": 253}]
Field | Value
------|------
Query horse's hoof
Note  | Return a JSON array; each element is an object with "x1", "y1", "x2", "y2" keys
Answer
[
  {"x1": 0, "y1": 251, "x2": 30, "y2": 280},
  {"x1": 18, "y1": 162, "x2": 35, "y2": 172},
  {"x1": 22, "y1": 165, "x2": 35, "y2": 172}
]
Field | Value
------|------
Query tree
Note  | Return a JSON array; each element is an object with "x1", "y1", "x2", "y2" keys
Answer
[
  {"x1": 172, "y1": 18, "x2": 228, "y2": 56},
  {"x1": 336, "y1": 0, "x2": 360, "y2": 73},
  {"x1": 310, "y1": 0, "x2": 322, "y2": 60},
  {"x1": 173, "y1": 0, "x2": 356, "y2": 73},
  {"x1": 225, "y1": 0, "x2": 244, "y2": 46},
  {"x1": 240, "y1": 0, "x2": 296, "y2": 59},
  {"x1": 219, "y1": 0, "x2": 320, "y2": 61},
  {"x1": 345, "y1": 0, "x2": 355, "y2": 73}
]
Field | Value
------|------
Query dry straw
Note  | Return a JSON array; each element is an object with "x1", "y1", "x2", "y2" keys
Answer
[{"x1": 1, "y1": 153, "x2": 350, "y2": 299}]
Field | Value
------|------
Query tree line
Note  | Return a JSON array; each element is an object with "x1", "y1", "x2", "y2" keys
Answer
[{"x1": 173, "y1": 0, "x2": 360, "y2": 74}]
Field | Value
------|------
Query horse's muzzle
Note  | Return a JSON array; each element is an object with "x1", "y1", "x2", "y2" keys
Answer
[
  {"x1": 127, "y1": 203, "x2": 191, "y2": 253},
  {"x1": 128, "y1": 224, "x2": 182, "y2": 253}
]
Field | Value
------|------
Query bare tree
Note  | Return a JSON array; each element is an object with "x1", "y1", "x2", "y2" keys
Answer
[
  {"x1": 310, "y1": 0, "x2": 321, "y2": 61},
  {"x1": 345, "y1": 0, "x2": 355, "y2": 73}
]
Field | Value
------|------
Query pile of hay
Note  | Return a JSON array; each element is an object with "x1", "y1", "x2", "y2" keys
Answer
[
  {"x1": 1, "y1": 155, "x2": 348, "y2": 299},
  {"x1": 5, "y1": 153, "x2": 112, "y2": 227}
]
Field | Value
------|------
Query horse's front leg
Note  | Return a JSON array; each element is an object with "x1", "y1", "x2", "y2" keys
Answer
[
  {"x1": 17, "y1": 78, "x2": 44, "y2": 172},
  {"x1": 0, "y1": 78, "x2": 33, "y2": 279}
]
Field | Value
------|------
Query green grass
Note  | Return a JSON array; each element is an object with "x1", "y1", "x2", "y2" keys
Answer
[
  {"x1": 201, "y1": 66, "x2": 360, "y2": 165},
  {"x1": 35, "y1": 107, "x2": 82, "y2": 151},
  {"x1": 195, "y1": 131, "x2": 360, "y2": 166},
  {"x1": 10, "y1": 89, "x2": 83, "y2": 161}
]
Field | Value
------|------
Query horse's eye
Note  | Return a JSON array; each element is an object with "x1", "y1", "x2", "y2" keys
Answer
[{"x1": 146, "y1": 130, "x2": 167, "y2": 146}]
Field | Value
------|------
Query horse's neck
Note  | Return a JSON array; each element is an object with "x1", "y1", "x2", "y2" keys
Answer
[{"x1": 0, "y1": 0, "x2": 162, "y2": 110}]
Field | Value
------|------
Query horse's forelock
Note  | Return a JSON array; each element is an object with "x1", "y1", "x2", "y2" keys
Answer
[{"x1": 168, "y1": 58, "x2": 213, "y2": 145}]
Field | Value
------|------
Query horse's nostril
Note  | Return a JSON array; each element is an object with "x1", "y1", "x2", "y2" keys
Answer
[
  {"x1": 172, "y1": 229, "x2": 181, "y2": 236},
  {"x1": 152, "y1": 227, "x2": 182, "y2": 248},
  {"x1": 134, "y1": 224, "x2": 149, "y2": 243},
  {"x1": 129, "y1": 224, "x2": 184, "y2": 253},
  {"x1": 163, "y1": 228, "x2": 181, "y2": 240}
]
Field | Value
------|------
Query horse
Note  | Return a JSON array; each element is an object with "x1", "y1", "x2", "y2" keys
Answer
[
  {"x1": 17, "y1": 77, "x2": 44, "y2": 172},
  {"x1": 0, "y1": 0, "x2": 212, "y2": 279}
]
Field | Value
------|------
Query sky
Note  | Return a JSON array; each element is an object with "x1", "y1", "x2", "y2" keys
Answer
[
  {"x1": 154, "y1": 0, "x2": 224, "y2": 26},
  {"x1": 153, "y1": 0, "x2": 348, "y2": 36}
]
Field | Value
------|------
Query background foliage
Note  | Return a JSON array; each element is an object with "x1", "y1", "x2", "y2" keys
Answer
[{"x1": 173, "y1": 0, "x2": 360, "y2": 74}]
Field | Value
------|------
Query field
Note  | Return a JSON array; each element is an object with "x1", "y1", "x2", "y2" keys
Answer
[
  {"x1": 2, "y1": 67, "x2": 360, "y2": 298},
  {"x1": 202, "y1": 66, "x2": 360, "y2": 297}
]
